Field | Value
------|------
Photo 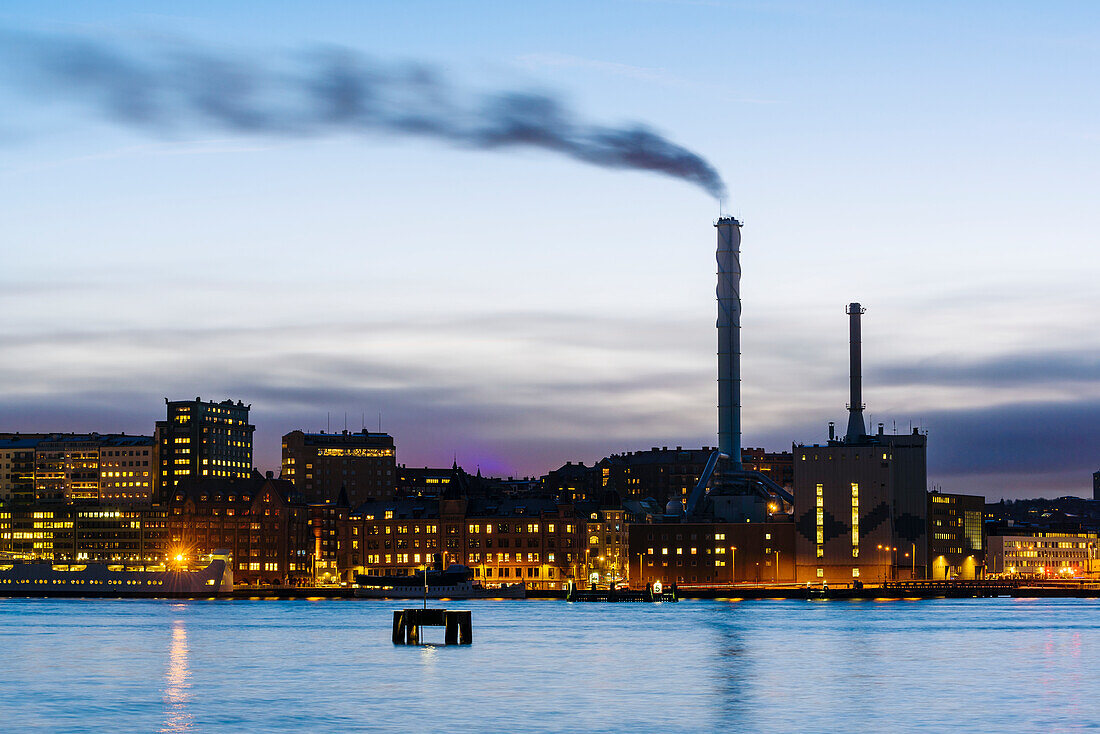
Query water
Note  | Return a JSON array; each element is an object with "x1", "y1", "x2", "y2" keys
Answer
[{"x1": 1, "y1": 597, "x2": 1098, "y2": 733}]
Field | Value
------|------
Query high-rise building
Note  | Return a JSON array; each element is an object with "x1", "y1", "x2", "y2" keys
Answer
[
  {"x1": 281, "y1": 430, "x2": 396, "y2": 506},
  {"x1": 154, "y1": 398, "x2": 254, "y2": 501},
  {"x1": 1094, "y1": 470, "x2": 1100, "y2": 502}
]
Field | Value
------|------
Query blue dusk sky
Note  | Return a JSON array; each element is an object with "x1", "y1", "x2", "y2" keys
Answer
[{"x1": 2, "y1": 1, "x2": 1099, "y2": 499}]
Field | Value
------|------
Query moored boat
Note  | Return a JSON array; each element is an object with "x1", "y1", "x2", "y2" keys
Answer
[
  {"x1": 354, "y1": 564, "x2": 525, "y2": 599},
  {"x1": 0, "y1": 550, "x2": 234, "y2": 597}
]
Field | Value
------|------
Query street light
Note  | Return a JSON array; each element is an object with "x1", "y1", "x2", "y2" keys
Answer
[{"x1": 730, "y1": 546, "x2": 737, "y2": 585}]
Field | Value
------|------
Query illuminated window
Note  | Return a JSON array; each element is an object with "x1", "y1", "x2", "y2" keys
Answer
[
  {"x1": 852, "y1": 568, "x2": 860, "y2": 577},
  {"x1": 816, "y1": 568, "x2": 824, "y2": 578}
]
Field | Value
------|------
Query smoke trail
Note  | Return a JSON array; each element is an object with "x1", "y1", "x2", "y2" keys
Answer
[{"x1": 1, "y1": 31, "x2": 727, "y2": 199}]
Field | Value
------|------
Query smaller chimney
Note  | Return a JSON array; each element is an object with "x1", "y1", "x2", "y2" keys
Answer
[
  {"x1": 828, "y1": 422, "x2": 835, "y2": 441},
  {"x1": 844, "y1": 303, "x2": 867, "y2": 443}
]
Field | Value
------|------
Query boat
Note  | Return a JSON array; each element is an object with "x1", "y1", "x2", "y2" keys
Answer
[
  {"x1": 0, "y1": 550, "x2": 234, "y2": 597},
  {"x1": 565, "y1": 581, "x2": 678, "y2": 602},
  {"x1": 354, "y1": 564, "x2": 525, "y2": 599}
]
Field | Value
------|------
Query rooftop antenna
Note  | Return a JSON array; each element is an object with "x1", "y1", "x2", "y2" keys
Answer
[
  {"x1": 378, "y1": 411, "x2": 382, "y2": 432},
  {"x1": 327, "y1": 412, "x2": 330, "y2": 433},
  {"x1": 343, "y1": 412, "x2": 347, "y2": 432}
]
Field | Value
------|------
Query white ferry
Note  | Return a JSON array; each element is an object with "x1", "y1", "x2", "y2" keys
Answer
[
  {"x1": 0, "y1": 550, "x2": 234, "y2": 597},
  {"x1": 354, "y1": 564, "x2": 525, "y2": 599}
]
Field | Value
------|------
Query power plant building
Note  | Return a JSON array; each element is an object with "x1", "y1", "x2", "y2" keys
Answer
[{"x1": 793, "y1": 304, "x2": 929, "y2": 583}]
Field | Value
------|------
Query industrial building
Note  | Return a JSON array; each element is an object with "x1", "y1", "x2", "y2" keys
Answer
[
  {"x1": 928, "y1": 491, "x2": 985, "y2": 579},
  {"x1": 793, "y1": 304, "x2": 928, "y2": 584}
]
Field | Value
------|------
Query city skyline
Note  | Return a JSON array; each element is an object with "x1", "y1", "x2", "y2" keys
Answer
[{"x1": 3, "y1": 1, "x2": 1100, "y2": 499}]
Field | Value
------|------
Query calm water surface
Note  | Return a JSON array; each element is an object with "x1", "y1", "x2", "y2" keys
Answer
[{"x1": 1, "y1": 596, "x2": 1098, "y2": 733}]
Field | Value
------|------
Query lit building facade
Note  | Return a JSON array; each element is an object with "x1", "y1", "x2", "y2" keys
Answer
[
  {"x1": 345, "y1": 496, "x2": 589, "y2": 590},
  {"x1": 793, "y1": 429, "x2": 928, "y2": 584},
  {"x1": 166, "y1": 473, "x2": 312, "y2": 586},
  {"x1": 96, "y1": 436, "x2": 154, "y2": 503},
  {"x1": 0, "y1": 505, "x2": 167, "y2": 563},
  {"x1": 0, "y1": 436, "x2": 41, "y2": 504},
  {"x1": 628, "y1": 522, "x2": 796, "y2": 586},
  {"x1": 987, "y1": 532, "x2": 1099, "y2": 577},
  {"x1": 928, "y1": 491, "x2": 985, "y2": 580},
  {"x1": 281, "y1": 429, "x2": 396, "y2": 505},
  {"x1": 155, "y1": 398, "x2": 254, "y2": 501},
  {"x1": 585, "y1": 507, "x2": 629, "y2": 585}
]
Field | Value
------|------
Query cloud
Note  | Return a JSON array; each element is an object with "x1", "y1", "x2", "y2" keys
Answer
[{"x1": 875, "y1": 350, "x2": 1100, "y2": 388}]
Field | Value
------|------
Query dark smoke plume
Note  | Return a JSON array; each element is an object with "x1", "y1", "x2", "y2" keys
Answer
[{"x1": 1, "y1": 31, "x2": 727, "y2": 199}]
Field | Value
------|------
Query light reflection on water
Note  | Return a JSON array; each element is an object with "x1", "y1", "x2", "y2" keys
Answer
[
  {"x1": 0, "y1": 597, "x2": 1098, "y2": 733},
  {"x1": 162, "y1": 619, "x2": 192, "y2": 732}
]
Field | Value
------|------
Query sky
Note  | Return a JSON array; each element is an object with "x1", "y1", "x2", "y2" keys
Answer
[{"x1": 2, "y1": 1, "x2": 1099, "y2": 499}]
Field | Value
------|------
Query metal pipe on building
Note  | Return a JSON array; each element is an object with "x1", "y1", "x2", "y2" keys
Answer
[
  {"x1": 715, "y1": 217, "x2": 742, "y2": 470},
  {"x1": 844, "y1": 302, "x2": 867, "y2": 443}
]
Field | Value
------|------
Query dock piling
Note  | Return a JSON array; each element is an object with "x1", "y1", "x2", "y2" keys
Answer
[{"x1": 392, "y1": 608, "x2": 472, "y2": 645}]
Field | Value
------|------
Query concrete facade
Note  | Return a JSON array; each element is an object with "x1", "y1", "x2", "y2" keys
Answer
[{"x1": 793, "y1": 429, "x2": 928, "y2": 584}]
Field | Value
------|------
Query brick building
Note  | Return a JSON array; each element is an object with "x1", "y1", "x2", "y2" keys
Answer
[
  {"x1": 166, "y1": 473, "x2": 313, "y2": 586},
  {"x1": 346, "y1": 495, "x2": 590, "y2": 590},
  {"x1": 628, "y1": 521, "x2": 796, "y2": 586}
]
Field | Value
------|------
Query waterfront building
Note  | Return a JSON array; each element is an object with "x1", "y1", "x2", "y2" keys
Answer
[
  {"x1": 0, "y1": 436, "x2": 43, "y2": 504},
  {"x1": 627, "y1": 521, "x2": 796, "y2": 586},
  {"x1": 154, "y1": 398, "x2": 255, "y2": 502},
  {"x1": 347, "y1": 494, "x2": 589, "y2": 590},
  {"x1": 0, "y1": 505, "x2": 167, "y2": 563},
  {"x1": 792, "y1": 304, "x2": 929, "y2": 584},
  {"x1": 310, "y1": 495, "x2": 354, "y2": 584},
  {"x1": 793, "y1": 428, "x2": 928, "y2": 583},
  {"x1": 281, "y1": 429, "x2": 396, "y2": 505},
  {"x1": 928, "y1": 491, "x2": 985, "y2": 579},
  {"x1": 986, "y1": 531, "x2": 1099, "y2": 577},
  {"x1": 584, "y1": 505, "x2": 630, "y2": 585},
  {"x1": 166, "y1": 472, "x2": 313, "y2": 586}
]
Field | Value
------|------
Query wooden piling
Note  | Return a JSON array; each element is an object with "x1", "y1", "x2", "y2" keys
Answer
[{"x1": 392, "y1": 608, "x2": 472, "y2": 645}]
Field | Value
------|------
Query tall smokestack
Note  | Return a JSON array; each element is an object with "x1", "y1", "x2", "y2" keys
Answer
[
  {"x1": 715, "y1": 217, "x2": 742, "y2": 470},
  {"x1": 844, "y1": 302, "x2": 867, "y2": 443}
]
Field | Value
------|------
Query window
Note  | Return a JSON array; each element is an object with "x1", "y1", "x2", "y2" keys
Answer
[
  {"x1": 816, "y1": 568, "x2": 824, "y2": 578},
  {"x1": 852, "y1": 568, "x2": 860, "y2": 578}
]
